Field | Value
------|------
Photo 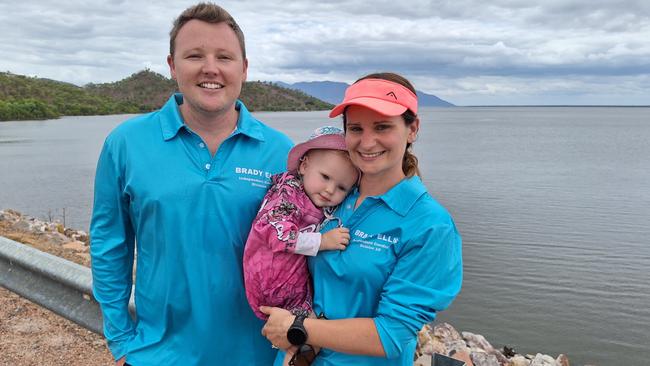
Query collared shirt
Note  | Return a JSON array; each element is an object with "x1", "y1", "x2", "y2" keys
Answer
[
  {"x1": 274, "y1": 176, "x2": 463, "y2": 366},
  {"x1": 90, "y1": 94, "x2": 293, "y2": 366}
]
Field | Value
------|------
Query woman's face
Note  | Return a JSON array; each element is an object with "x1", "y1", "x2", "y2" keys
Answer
[{"x1": 344, "y1": 105, "x2": 418, "y2": 183}]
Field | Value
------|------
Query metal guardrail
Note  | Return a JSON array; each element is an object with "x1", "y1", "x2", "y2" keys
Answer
[{"x1": 0, "y1": 235, "x2": 134, "y2": 335}]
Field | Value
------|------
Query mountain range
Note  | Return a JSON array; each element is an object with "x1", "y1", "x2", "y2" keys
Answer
[{"x1": 276, "y1": 81, "x2": 454, "y2": 107}]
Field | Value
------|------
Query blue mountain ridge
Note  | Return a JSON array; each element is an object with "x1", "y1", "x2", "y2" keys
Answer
[{"x1": 275, "y1": 81, "x2": 454, "y2": 107}]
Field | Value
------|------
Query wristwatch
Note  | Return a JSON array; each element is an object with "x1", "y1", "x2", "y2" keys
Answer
[{"x1": 287, "y1": 315, "x2": 308, "y2": 346}]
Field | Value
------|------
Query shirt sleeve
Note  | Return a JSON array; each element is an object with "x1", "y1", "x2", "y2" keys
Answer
[
  {"x1": 294, "y1": 232, "x2": 321, "y2": 256},
  {"x1": 373, "y1": 222, "x2": 463, "y2": 359},
  {"x1": 89, "y1": 140, "x2": 136, "y2": 360}
]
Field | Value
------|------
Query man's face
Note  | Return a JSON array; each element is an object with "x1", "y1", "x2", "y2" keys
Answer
[{"x1": 167, "y1": 20, "x2": 248, "y2": 119}]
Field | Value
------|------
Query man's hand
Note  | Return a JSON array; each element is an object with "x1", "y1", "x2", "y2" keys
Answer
[
  {"x1": 116, "y1": 357, "x2": 126, "y2": 366},
  {"x1": 320, "y1": 227, "x2": 350, "y2": 251}
]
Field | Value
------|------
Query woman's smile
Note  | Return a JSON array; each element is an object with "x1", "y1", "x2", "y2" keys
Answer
[{"x1": 357, "y1": 151, "x2": 385, "y2": 160}]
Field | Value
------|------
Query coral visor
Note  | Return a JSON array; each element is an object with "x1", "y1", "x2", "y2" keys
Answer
[{"x1": 329, "y1": 78, "x2": 418, "y2": 118}]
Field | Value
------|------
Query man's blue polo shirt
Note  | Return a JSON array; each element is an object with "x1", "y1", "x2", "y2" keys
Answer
[{"x1": 91, "y1": 94, "x2": 293, "y2": 365}]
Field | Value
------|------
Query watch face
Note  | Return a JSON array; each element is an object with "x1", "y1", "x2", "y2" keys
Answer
[{"x1": 287, "y1": 327, "x2": 307, "y2": 345}]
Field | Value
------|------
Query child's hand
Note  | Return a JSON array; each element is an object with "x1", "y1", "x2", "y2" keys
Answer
[{"x1": 320, "y1": 227, "x2": 350, "y2": 251}]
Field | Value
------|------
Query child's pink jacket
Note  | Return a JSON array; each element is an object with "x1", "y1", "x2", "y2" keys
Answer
[{"x1": 243, "y1": 172, "x2": 323, "y2": 319}]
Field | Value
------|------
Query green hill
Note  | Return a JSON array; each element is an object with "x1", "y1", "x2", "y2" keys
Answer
[
  {"x1": 241, "y1": 81, "x2": 333, "y2": 112},
  {"x1": 0, "y1": 72, "x2": 140, "y2": 120},
  {"x1": 0, "y1": 70, "x2": 332, "y2": 121},
  {"x1": 84, "y1": 69, "x2": 177, "y2": 113}
]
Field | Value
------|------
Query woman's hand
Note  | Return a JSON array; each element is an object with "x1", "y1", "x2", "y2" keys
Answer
[{"x1": 260, "y1": 306, "x2": 295, "y2": 350}]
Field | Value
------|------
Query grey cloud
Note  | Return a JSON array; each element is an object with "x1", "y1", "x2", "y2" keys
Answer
[
  {"x1": 0, "y1": 0, "x2": 175, "y2": 83},
  {"x1": 251, "y1": 10, "x2": 650, "y2": 79},
  {"x1": 1, "y1": 0, "x2": 649, "y2": 104}
]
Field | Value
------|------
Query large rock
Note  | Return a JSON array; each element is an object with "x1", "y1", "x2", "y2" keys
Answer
[
  {"x1": 447, "y1": 340, "x2": 472, "y2": 356},
  {"x1": 436, "y1": 323, "x2": 470, "y2": 355},
  {"x1": 555, "y1": 354, "x2": 569, "y2": 366},
  {"x1": 494, "y1": 351, "x2": 513, "y2": 366},
  {"x1": 436, "y1": 322, "x2": 464, "y2": 342},
  {"x1": 418, "y1": 324, "x2": 446, "y2": 355},
  {"x1": 417, "y1": 322, "x2": 472, "y2": 358},
  {"x1": 463, "y1": 332, "x2": 495, "y2": 353},
  {"x1": 462, "y1": 331, "x2": 514, "y2": 366},
  {"x1": 511, "y1": 355, "x2": 531, "y2": 366},
  {"x1": 471, "y1": 351, "x2": 500, "y2": 366},
  {"x1": 414, "y1": 353, "x2": 432, "y2": 366},
  {"x1": 529, "y1": 353, "x2": 558, "y2": 366}
]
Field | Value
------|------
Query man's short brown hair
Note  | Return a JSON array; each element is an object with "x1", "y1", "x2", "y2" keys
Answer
[{"x1": 169, "y1": 2, "x2": 246, "y2": 59}]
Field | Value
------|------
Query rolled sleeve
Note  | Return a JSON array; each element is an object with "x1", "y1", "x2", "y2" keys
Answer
[
  {"x1": 374, "y1": 223, "x2": 463, "y2": 358},
  {"x1": 294, "y1": 232, "x2": 321, "y2": 256},
  {"x1": 90, "y1": 140, "x2": 136, "y2": 359}
]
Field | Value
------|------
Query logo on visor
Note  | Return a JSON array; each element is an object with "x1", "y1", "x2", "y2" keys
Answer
[{"x1": 386, "y1": 91, "x2": 397, "y2": 100}]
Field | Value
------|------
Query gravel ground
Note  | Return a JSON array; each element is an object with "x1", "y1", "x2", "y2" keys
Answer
[
  {"x1": 1, "y1": 218, "x2": 114, "y2": 365},
  {"x1": 0, "y1": 287, "x2": 113, "y2": 365}
]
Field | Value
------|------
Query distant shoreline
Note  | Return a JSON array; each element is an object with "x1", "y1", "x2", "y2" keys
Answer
[
  {"x1": 0, "y1": 108, "x2": 333, "y2": 123},
  {"x1": 461, "y1": 104, "x2": 650, "y2": 108},
  {"x1": 3, "y1": 105, "x2": 649, "y2": 123}
]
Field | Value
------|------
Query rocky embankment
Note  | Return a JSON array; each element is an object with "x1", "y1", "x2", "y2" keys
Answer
[
  {"x1": 1, "y1": 209, "x2": 592, "y2": 366},
  {"x1": 415, "y1": 322, "x2": 587, "y2": 366},
  {"x1": 0, "y1": 209, "x2": 90, "y2": 266}
]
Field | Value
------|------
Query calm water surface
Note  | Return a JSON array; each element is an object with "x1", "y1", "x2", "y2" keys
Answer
[{"x1": 1, "y1": 107, "x2": 649, "y2": 365}]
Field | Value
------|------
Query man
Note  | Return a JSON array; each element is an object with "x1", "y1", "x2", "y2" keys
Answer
[{"x1": 90, "y1": 3, "x2": 292, "y2": 365}]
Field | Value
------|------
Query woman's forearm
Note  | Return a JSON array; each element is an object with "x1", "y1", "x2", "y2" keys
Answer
[{"x1": 304, "y1": 317, "x2": 385, "y2": 357}]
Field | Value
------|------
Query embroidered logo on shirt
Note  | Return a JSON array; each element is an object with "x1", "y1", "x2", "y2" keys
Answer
[
  {"x1": 352, "y1": 229, "x2": 400, "y2": 252},
  {"x1": 235, "y1": 166, "x2": 274, "y2": 188},
  {"x1": 235, "y1": 167, "x2": 273, "y2": 178}
]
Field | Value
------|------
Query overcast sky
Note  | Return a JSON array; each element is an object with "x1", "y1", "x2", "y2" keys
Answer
[{"x1": 1, "y1": 0, "x2": 649, "y2": 105}]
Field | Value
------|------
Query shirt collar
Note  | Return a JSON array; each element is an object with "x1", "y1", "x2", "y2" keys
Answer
[
  {"x1": 160, "y1": 94, "x2": 265, "y2": 142},
  {"x1": 374, "y1": 176, "x2": 427, "y2": 216},
  {"x1": 232, "y1": 99, "x2": 265, "y2": 141},
  {"x1": 160, "y1": 94, "x2": 185, "y2": 141}
]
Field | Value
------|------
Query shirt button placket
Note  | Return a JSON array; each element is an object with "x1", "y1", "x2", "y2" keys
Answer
[{"x1": 196, "y1": 140, "x2": 211, "y2": 177}]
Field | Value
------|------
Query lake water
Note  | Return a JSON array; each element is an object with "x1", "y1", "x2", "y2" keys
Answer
[{"x1": 1, "y1": 107, "x2": 649, "y2": 366}]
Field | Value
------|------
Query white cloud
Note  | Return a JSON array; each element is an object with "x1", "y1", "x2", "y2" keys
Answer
[{"x1": 0, "y1": 0, "x2": 648, "y2": 105}]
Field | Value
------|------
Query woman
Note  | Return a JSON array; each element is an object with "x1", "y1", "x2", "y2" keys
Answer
[{"x1": 261, "y1": 72, "x2": 463, "y2": 366}]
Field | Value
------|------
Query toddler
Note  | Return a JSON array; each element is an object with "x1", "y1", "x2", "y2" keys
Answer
[{"x1": 243, "y1": 126, "x2": 358, "y2": 321}]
